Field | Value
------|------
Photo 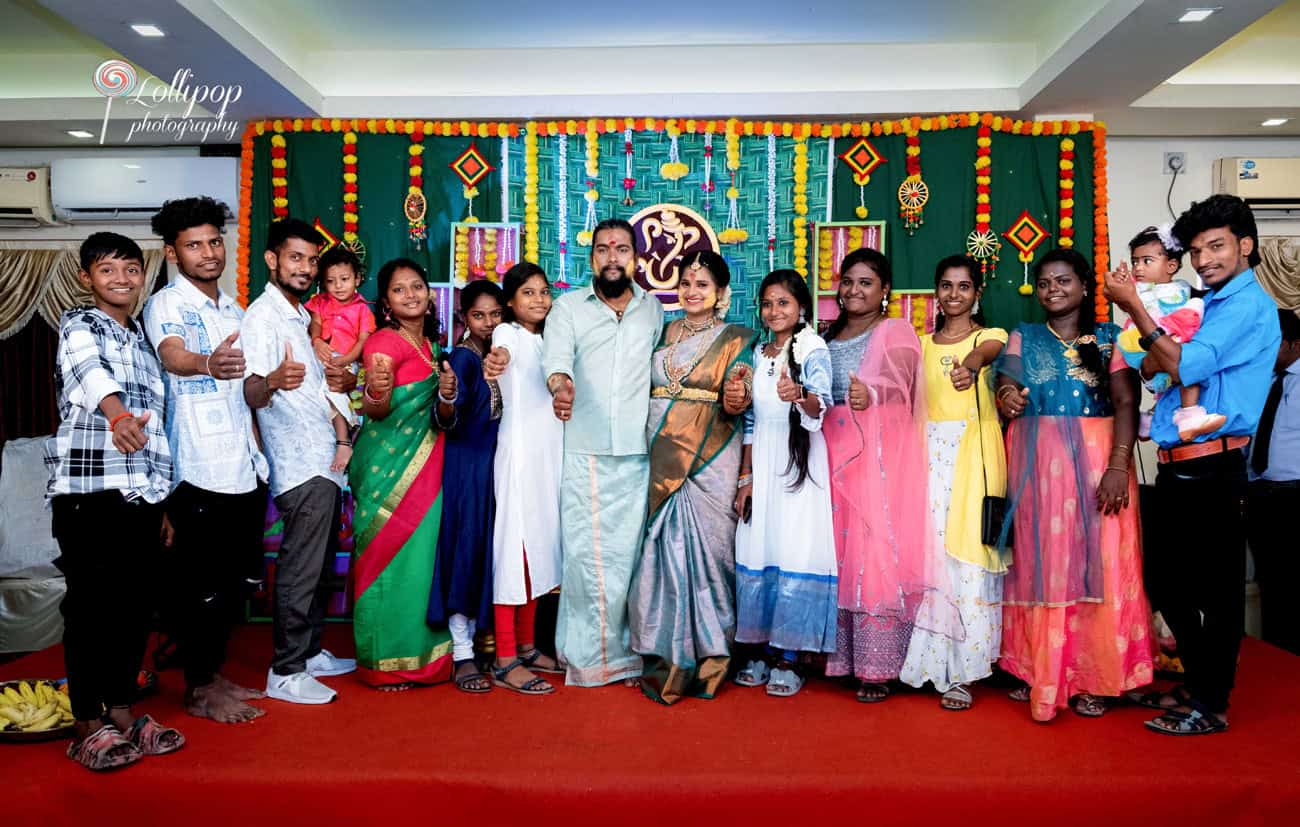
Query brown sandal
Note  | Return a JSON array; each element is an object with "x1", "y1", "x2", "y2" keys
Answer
[
  {"x1": 67, "y1": 725, "x2": 143, "y2": 771},
  {"x1": 126, "y1": 714, "x2": 185, "y2": 755}
]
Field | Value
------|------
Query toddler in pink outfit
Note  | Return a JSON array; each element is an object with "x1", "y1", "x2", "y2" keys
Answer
[{"x1": 307, "y1": 246, "x2": 374, "y2": 468}]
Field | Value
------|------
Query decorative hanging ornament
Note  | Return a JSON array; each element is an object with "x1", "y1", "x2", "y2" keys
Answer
[
  {"x1": 838, "y1": 137, "x2": 885, "y2": 219},
  {"x1": 554, "y1": 134, "x2": 570, "y2": 287},
  {"x1": 720, "y1": 121, "x2": 747, "y2": 244},
  {"x1": 577, "y1": 123, "x2": 600, "y2": 246},
  {"x1": 270, "y1": 133, "x2": 288, "y2": 221},
  {"x1": 313, "y1": 218, "x2": 339, "y2": 253},
  {"x1": 449, "y1": 142, "x2": 495, "y2": 223},
  {"x1": 622, "y1": 128, "x2": 636, "y2": 206},
  {"x1": 660, "y1": 122, "x2": 689, "y2": 181},
  {"x1": 341, "y1": 131, "x2": 360, "y2": 244},
  {"x1": 1058, "y1": 137, "x2": 1076, "y2": 250},
  {"x1": 897, "y1": 130, "x2": 928, "y2": 234},
  {"x1": 965, "y1": 124, "x2": 999, "y2": 274},
  {"x1": 701, "y1": 133, "x2": 716, "y2": 211},
  {"x1": 1003, "y1": 210, "x2": 1051, "y2": 295},
  {"x1": 406, "y1": 131, "x2": 427, "y2": 243},
  {"x1": 766, "y1": 133, "x2": 777, "y2": 272}
]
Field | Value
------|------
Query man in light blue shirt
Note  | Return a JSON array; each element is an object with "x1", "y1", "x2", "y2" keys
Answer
[
  {"x1": 1247, "y1": 309, "x2": 1300, "y2": 654},
  {"x1": 1105, "y1": 194, "x2": 1280, "y2": 736},
  {"x1": 542, "y1": 218, "x2": 663, "y2": 686}
]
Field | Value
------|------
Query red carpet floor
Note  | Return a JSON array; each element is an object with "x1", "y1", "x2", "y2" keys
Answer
[{"x1": 4, "y1": 625, "x2": 1298, "y2": 826}]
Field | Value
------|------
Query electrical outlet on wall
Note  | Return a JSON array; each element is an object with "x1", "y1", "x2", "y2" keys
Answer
[{"x1": 1163, "y1": 152, "x2": 1186, "y2": 175}]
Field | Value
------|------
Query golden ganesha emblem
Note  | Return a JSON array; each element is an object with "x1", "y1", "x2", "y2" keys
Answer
[{"x1": 629, "y1": 204, "x2": 720, "y2": 311}]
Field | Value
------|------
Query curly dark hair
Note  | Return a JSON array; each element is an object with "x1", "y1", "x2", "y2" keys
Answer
[
  {"x1": 1172, "y1": 194, "x2": 1260, "y2": 269},
  {"x1": 150, "y1": 196, "x2": 229, "y2": 245}
]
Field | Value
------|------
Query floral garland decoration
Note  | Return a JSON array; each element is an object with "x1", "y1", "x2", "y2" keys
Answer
[
  {"x1": 341, "y1": 130, "x2": 360, "y2": 253},
  {"x1": 454, "y1": 225, "x2": 469, "y2": 286},
  {"x1": 792, "y1": 136, "x2": 809, "y2": 277},
  {"x1": 898, "y1": 129, "x2": 928, "y2": 234},
  {"x1": 236, "y1": 125, "x2": 254, "y2": 306},
  {"x1": 555, "y1": 133, "x2": 570, "y2": 287},
  {"x1": 661, "y1": 119, "x2": 688, "y2": 181},
  {"x1": 825, "y1": 136, "x2": 835, "y2": 223},
  {"x1": 702, "y1": 133, "x2": 716, "y2": 211},
  {"x1": 524, "y1": 122, "x2": 540, "y2": 264},
  {"x1": 622, "y1": 128, "x2": 636, "y2": 206},
  {"x1": 270, "y1": 132, "x2": 288, "y2": 221},
  {"x1": 500, "y1": 133, "x2": 510, "y2": 223},
  {"x1": 910, "y1": 295, "x2": 927, "y2": 337},
  {"x1": 817, "y1": 226, "x2": 834, "y2": 292},
  {"x1": 577, "y1": 120, "x2": 599, "y2": 246},
  {"x1": 720, "y1": 121, "x2": 747, "y2": 244},
  {"x1": 1093, "y1": 123, "x2": 1110, "y2": 322},
  {"x1": 405, "y1": 130, "x2": 427, "y2": 242},
  {"x1": 1058, "y1": 137, "x2": 1075, "y2": 251},
  {"x1": 483, "y1": 227, "x2": 498, "y2": 279},
  {"x1": 496, "y1": 226, "x2": 515, "y2": 280},
  {"x1": 965, "y1": 120, "x2": 999, "y2": 274},
  {"x1": 766, "y1": 133, "x2": 777, "y2": 272}
]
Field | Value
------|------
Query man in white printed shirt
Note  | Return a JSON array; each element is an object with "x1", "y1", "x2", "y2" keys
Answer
[
  {"x1": 144, "y1": 197, "x2": 271, "y2": 723},
  {"x1": 242, "y1": 218, "x2": 355, "y2": 704}
]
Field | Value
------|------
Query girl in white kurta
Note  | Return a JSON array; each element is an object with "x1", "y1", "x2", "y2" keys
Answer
[
  {"x1": 490, "y1": 264, "x2": 563, "y2": 694},
  {"x1": 733, "y1": 271, "x2": 839, "y2": 698}
]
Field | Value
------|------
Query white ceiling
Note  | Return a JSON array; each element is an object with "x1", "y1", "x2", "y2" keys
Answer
[{"x1": 1, "y1": 0, "x2": 1297, "y2": 145}]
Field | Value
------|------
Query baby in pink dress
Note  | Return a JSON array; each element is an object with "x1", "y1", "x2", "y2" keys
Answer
[{"x1": 307, "y1": 246, "x2": 374, "y2": 468}]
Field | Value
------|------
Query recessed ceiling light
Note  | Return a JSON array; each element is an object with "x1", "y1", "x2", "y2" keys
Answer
[
  {"x1": 1262, "y1": 118, "x2": 1290, "y2": 127},
  {"x1": 1178, "y1": 8, "x2": 1219, "y2": 23},
  {"x1": 122, "y1": 163, "x2": 142, "y2": 169},
  {"x1": 130, "y1": 23, "x2": 165, "y2": 37},
  {"x1": 66, "y1": 130, "x2": 95, "y2": 139}
]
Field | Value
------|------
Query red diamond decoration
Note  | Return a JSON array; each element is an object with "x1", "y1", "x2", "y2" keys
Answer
[
  {"x1": 449, "y1": 142, "x2": 494, "y2": 187},
  {"x1": 839, "y1": 137, "x2": 885, "y2": 178},
  {"x1": 1002, "y1": 210, "x2": 1050, "y2": 257}
]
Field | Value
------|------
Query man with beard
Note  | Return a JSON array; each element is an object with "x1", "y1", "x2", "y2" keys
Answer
[
  {"x1": 539, "y1": 218, "x2": 663, "y2": 686},
  {"x1": 241, "y1": 218, "x2": 357, "y2": 704},
  {"x1": 143, "y1": 197, "x2": 270, "y2": 724}
]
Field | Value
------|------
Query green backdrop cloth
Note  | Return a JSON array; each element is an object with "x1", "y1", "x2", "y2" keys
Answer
[{"x1": 245, "y1": 128, "x2": 1095, "y2": 332}]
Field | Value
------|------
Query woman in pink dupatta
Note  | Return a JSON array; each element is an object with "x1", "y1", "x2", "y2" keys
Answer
[{"x1": 822, "y1": 248, "x2": 958, "y2": 703}]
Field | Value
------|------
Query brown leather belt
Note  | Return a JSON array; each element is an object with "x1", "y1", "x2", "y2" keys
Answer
[{"x1": 1157, "y1": 435, "x2": 1250, "y2": 464}]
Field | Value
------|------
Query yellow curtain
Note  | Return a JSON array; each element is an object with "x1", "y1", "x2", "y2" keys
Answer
[
  {"x1": 1257, "y1": 236, "x2": 1300, "y2": 310},
  {"x1": 0, "y1": 243, "x2": 165, "y2": 338}
]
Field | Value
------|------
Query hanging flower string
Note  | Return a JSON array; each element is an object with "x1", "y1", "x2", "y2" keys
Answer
[
  {"x1": 792, "y1": 136, "x2": 809, "y2": 278},
  {"x1": 964, "y1": 119, "x2": 999, "y2": 274},
  {"x1": 661, "y1": 119, "x2": 689, "y2": 181},
  {"x1": 702, "y1": 133, "x2": 715, "y2": 212},
  {"x1": 578, "y1": 122, "x2": 599, "y2": 246},
  {"x1": 720, "y1": 121, "x2": 747, "y2": 244},
  {"x1": 270, "y1": 133, "x2": 288, "y2": 221},
  {"x1": 1058, "y1": 138, "x2": 1075, "y2": 250},
  {"x1": 622, "y1": 128, "x2": 636, "y2": 206},
  {"x1": 766, "y1": 133, "x2": 777, "y2": 272},
  {"x1": 500, "y1": 133, "x2": 510, "y2": 223},
  {"x1": 497, "y1": 226, "x2": 515, "y2": 279},
  {"x1": 825, "y1": 136, "x2": 835, "y2": 223},
  {"x1": 524, "y1": 122, "x2": 540, "y2": 264},
  {"x1": 454, "y1": 226, "x2": 469, "y2": 286},
  {"x1": 555, "y1": 133, "x2": 570, "y2": 288},
  {"x1": 817, "y1": 227, "x2": 834, "y2": 292},
  {"x1": 1093, "y1": 123, "x2": 1110, "y2": 322},
  {"x1": 898, "y1": 129, "x2": 929, "y2": 234},
  {"x1": 405, "y1": 130, "x2": 427, "y2": 242},
  {"x1": 341, "y1": 130, "x2": 359, "y2": 246}
]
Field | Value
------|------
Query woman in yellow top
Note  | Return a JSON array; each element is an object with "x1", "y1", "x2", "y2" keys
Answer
[{"x1": 900, "y1": 254, "x2": 1008, "y2": 711}]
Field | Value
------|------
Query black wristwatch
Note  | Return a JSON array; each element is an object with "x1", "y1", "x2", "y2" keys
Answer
[{"x1": 1138, "y1": 326, "x2": 1167, "y2": 351}]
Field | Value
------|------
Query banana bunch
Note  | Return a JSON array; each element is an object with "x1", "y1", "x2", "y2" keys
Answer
[{"x1": 0, "y1": 680, "x2": 72, "y2": 733}]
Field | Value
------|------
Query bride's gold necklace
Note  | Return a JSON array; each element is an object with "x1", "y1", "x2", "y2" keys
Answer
[
  {"x1": 664, "y1": 317, "x2": 716, "y2": 396},
  {"x1": 1046, "y1": 322, "x2": 1080, "y2": 361}
]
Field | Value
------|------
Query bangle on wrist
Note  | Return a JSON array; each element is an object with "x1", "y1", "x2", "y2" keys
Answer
[
  {"x1": 204, "y1": 354, "x2": 214, "y2": 378},
  {"x1": 437, "y1": 390, "x2": 458, "y2": 405},
  {"x1": 737, "y1": 474, "x2": 753, "y2": 489},
  {"x1": 108, "y1": 411, "x2": 134, "y2": 432},
  {"x1": 363, "y1": 386, "x2": 389, "y2": 404},
  {"x1": 336, "y1": 440, "x2": 352, "y2": 447},
  {"x1": 1106, "y1": 464, "x2": 1127, "y2": 474}
]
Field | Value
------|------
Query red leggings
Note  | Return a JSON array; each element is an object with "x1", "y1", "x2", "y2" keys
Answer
[{"x1": 494, "y1": 549, "x2": 537, "y2": 661}]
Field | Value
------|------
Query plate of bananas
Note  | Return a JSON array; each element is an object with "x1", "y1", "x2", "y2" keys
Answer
[{"x1": 0, "y1": 679, "x2": 74, "y2": 742}]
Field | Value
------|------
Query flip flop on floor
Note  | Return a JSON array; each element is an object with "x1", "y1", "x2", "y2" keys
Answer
[
  {"x1": 67, "y1": 725, "x2": 143, "y2": 771},
  {"x1": 1073, "y1": 694, "x2": 1108, "y2": 718},
  {"x1": 491, "y1": 659, "x2": 554, "y2": 695},
  {"x1": 735, "y1": 659, "x2": 770, "y2": 687},
  {"x1": 453, "y1": 658, "x2": 491, "y2": 694},
  {"x1": 1144, "y1": 708, "x2": 1228, "y2": 736},
  {"x1": 1126, "y1": 685, "x2": 1189, "y2": 710},
  {"x1": 857, "y1": 682, "x2": 893, "y2": 703},
  {"x1": 518, "y1": 647, "x2": 565, "y2": 675},
  {"x1": 766, "y1": 667, "x2": 804, "y2": 697},
  {"x1": 940, "y1": 684, "x2": 973, "y2": 711},
  {"x1": 125, "y1": 714, "x2": 185, "y2": 755}
]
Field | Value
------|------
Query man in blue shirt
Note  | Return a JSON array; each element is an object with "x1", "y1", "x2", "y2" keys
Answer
[
  {"x1": 1247, "y1": 309, "x2": 1300, "y2": 654},
  {"x1": 1105, "y1": 194, "x2": 1280, "y2": 736}
]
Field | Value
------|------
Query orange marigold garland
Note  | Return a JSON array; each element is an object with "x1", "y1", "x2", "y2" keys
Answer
[
  {"x1": 270, "y1": 132, "x2": 288, "y2": 221},
  {"x1": 237, "y1": 123, "x2": 255, "y2": 306},
  {"x1": 1058, "y1": 138, "x2": 1075, "y2": 250},
  {"x1": 341, "y1": 130, "x2": 360, "y2": 249},
  {"x1": 1092, "y1": 123, "x2": 1110, "y2": 322},
  {"x1": 965, "y1": 123, "x2": 999, "y2": 274}
]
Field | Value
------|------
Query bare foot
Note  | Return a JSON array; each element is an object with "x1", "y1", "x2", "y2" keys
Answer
[
  {"x1": 186, "y1": 684, "x2": 265, "y2": 724},
  {"x1": 213, "y1": 674, "x2": 266, "y2": 700},
  {"x1": 376, "y1": 682, "x2": 416, "y2": 692}
]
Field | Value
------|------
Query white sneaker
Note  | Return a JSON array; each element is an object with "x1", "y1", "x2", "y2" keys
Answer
[
  {"x1": 305, "y1": 648, "x2": 357, "y2": 677},
  {"x1": 266, "y1": 669, "x2": 337, "y2": 705}
]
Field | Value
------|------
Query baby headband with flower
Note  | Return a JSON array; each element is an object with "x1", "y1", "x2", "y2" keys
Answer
[{"x1": 1155, "y1": 222, "x2": 1183, "y2": 254}]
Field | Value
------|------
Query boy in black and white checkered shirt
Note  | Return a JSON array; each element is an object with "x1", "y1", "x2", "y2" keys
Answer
[{"x1": 45, "y1": 232, "x2": 185, "y2": 771}]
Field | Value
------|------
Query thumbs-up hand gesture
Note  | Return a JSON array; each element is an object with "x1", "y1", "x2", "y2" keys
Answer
[
  {"x1": 207, "y1": 331, "x2": 246, "y2": 380},
  {"x1": 367, "y1": 353, "x2": 394, "y2": 399},
  {"x1": 949, "y1": 363, "x2": 974, "y2": 392},
  {"x1": 848, "y1": 371, "x2": 870, "y2": 411},
  {"x1": 111, "y1": 409, "x2": 151, "y2": 454},
  {"x1": 267, "y1": 342, "x2": 306, "y2": 393},
  {"x1": 483, "y1": 346, "x2": 510, "y2": 380},
  {"x1": 551, "y1": 375, "x2": 575, "y2": 422},
  {"x1": 437, "y1": 357, "x2": 458, "y2": 403},
  {"x1": 722, "y1": 364, "x2": 750, "y2": 415},
  {"x1": 776, "y1": 362, "x2": 803, "y2": 403}
]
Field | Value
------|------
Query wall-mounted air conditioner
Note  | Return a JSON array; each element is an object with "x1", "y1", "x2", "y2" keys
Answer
[
  {"x1": 0, "y1": 168, "x2": 56, "y2": 225},
  {"x1": 1213, "y1": 157, "x2": 1300, "y2": 217},
  {"x1": 50, "y1": 157, "x2": 237, "y2": 223}
]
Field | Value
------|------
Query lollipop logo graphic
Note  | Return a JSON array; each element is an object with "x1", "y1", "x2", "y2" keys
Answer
[{"x1": 92, "y1": 60, "x2": 138, "y2": 144}]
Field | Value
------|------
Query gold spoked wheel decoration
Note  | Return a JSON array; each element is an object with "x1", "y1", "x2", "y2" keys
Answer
[{"x1": 898, "y1": 177, "x2": 929, "y2": 234}]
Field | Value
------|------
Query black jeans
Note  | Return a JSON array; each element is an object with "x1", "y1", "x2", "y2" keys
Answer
[
  {"x1": 1154, "y1": 449, "x2": 1248, "y2": 714},
  {"x1": 1248, "y1": 480, "x2": 1300, "y2": 655},
  {"x1": 164, "y1": 481, "x2": 268, "y2": 689},
  {"x1": 271, "y1": 477, "x2": 340, "y2": 676},
  {"x1": 52, "y1": 491, "x2": 164, "y2": 722}
]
